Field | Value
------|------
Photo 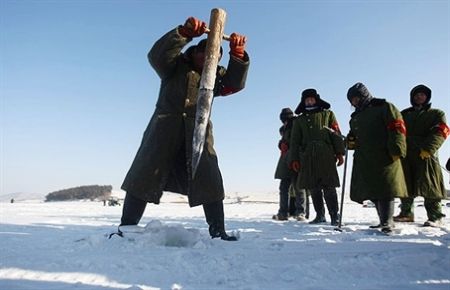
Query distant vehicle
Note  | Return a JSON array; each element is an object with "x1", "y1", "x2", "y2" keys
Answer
[{"x1": 106, "y1": 197, "x2": 121, "y2": 206}]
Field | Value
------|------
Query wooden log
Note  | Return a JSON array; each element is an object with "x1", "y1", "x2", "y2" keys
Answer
[{"x1": 191, "y1": 8, "x2": 227, "y2": 179}]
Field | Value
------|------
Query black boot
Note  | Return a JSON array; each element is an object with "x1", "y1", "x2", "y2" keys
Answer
[
  {"x1": 309, "y1": 215, "x2": 326, "y2": 224},
  {"x1": 330, "y1": 213, "x2": 340, "y2": 226},
  {"x1": 120, "y1": 192, "x2": 147, "y2": 226},
  {"x1": 378, "y1": 199, "x2": 395, "y2": 234},
  {"x1": 369, "y1": 199, "x2": 382, "y2": 228},
  {"x1": 309, "y1": 188, "x2": 326, "y2": 224},
  {"x1": 323, "y1": 187, "x2": 339, "y2": 226},
  {"x1": 109, "y1": 193, "x2": 147, "y2": 239},
  {"x1": 294, "y1": 188, "x2": 308, "y2": 218},
  {"x1": 203, "y1": 200, "x2": 237, "y2": 241}
]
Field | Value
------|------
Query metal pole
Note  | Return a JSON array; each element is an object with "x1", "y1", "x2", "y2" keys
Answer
[{"x1": 335, "y1": 147, "x2": 349, "y2": 231}]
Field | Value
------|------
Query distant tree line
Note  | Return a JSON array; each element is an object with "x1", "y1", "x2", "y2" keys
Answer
[{"x1": 45, "y1": 185, "x2": 112, "y2": 202}]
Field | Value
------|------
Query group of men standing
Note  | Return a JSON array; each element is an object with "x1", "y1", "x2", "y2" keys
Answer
[
  {"x1": 275, "y1": 83, "x2": 448, "y2": 233},
  {"x1": 116, "y1": 14, "x2": 447, "y2": 241}
]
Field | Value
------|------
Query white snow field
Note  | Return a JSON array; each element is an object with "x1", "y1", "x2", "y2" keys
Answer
[{"x1": 1, "y1": 193, "x2": 449, "y2": 290}]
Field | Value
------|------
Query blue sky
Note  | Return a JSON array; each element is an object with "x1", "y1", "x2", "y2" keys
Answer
[{"x1": 1, "y1": 0, "x2": 449, "y2": 195}]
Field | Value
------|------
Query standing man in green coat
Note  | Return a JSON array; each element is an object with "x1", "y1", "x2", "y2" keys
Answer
[
  {"x1": 394, "y1": 84, "x2": 449, "y2": 227},
  {"x1": 273, "y1": 108, "x2": 309, "y2": 221},
  {"x1": 289, "y1": 89, "x2": 345, "y2": 226},
  {"x1": 119, "y1": 17, "x2": 249, "y2": 241},
  {"x1": 347, "y1": 82, "x2": 407, "y2": 233}
]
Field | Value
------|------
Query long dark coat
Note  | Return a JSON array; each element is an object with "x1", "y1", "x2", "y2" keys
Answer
[
  {"x1": 401, "y1": 104, "x2": 448, "y2": 199},
  {"x1": 349, "y1": 99, "x2": 408, "y2": 203},
  {"x1": 121, "y1": 27, "x2": 249, "y2": 207},
  {"x1": 289, "y1": 109, "x2": 345, "y2": 189},
  {"x1": 274, "y1": 120, "x2": 295, "y2": 179}
]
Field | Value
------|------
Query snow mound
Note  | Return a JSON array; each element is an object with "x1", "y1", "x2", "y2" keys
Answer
[{"x1": 111, "y1": 220, "x2": 211, "y2": 248}]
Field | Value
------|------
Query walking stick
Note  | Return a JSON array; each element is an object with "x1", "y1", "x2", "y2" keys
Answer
[{"x1": 334, "y1": 147, "x2": 349, "y2": 232}]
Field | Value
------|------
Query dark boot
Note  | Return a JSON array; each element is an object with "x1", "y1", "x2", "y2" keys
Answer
[
  {"x1": 369, "y1": 199, "x2": 382, "y2": 228},
  {"x1": 309, "y1": 188, "x2": 326, "y2": 224},
  {"x1": 272, "y1": 214, "x2": 288, "y2": 221},
  {"x1": 203, "y1": 200, "x2": 237, "y2": 241},
  {"x1": 274, "y1": 178, "x2": 290, "y2": 219},
  {"x1": 323, "y1": 187, "x2": 339, "y2": 226},
  {"x1": 294, "y1": 188, "x2": 308, "y2": 218},
  {"x1": 120, "y1": 192, "x2": 147, "y2": 226},
  {"x1": 309, "y1": 216, "x2": 326, "y2": 224},
  {"x1": 378, "y1": 199, "x2": 395, "y2": 233}
]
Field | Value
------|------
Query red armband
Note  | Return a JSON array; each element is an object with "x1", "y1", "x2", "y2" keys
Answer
[
  {"x1": 220, "y1": 86, "x2": 241, "y2": 96},
  {"x1": 435, "y1": 122, "x2": 450, "y2": 138},
  {"x1": 387, "y1": 119, "x2": 406, "y2": 135},
  {"x1": 330, "y1": 122, "x2": 341, "y2": 134}
]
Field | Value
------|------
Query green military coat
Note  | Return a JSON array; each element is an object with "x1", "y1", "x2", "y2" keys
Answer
[
  {"x1": 274, "y1": 121, "x2": 295, "y2": 179},
  {"x1": 349, "y1": 99, "x2": 408, "y2": 203},
  {"x1": 121, "y1": 27, "x2": 249, "y2": 207},
  {"x1": 289, "y1": 109, "x2": 345, "y2": 189},
  {"x1": 401, "y1": 104, "x2": 448, "y2": 199}
]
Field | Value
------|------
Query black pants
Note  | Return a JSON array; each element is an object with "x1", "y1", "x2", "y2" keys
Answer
[
  {"x1": 310, "y1": 187, "x2": 339, "y2": 219},
  {"x1": 371, "y1": 199, "x2": 394, "y2": 226},
  {"x1": 120, "y1": 192, "x2": 226, "y2": 237}
]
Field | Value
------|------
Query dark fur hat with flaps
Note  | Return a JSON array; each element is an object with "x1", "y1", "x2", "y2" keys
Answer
[
  {"x1": 279, "y1": 108, "x2": 294, "y2": 122},
  {"x1": 410, "y1": 84, "x2": 431, "y2": 106},
  {"x1": 295, "y1": 88, "x2": 330, "y2": 114}
]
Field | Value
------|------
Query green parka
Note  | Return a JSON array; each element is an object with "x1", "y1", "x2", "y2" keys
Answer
[
  {"x1": 349, "y1": 99, "x2": 408, "y2": 203},
  {"x1": 401, "y1": 89, "x2": 448, "y2": 199},
  {"x1": 274, "y1": 121, "x2": 295, "y2": 179},
  {"x1": 289, "y1": 108, "x2": 345, "y2": 189},
  {"x1": 121, "y1": 27, "x2": 249, "y2": 207}
]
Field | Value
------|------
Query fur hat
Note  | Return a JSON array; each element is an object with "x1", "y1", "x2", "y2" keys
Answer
[
  {"x1": 410, "y1": 84, "x2": 431, "y2": 106},
  {"x1": 295, "y1": 88, "x2": 330, "y2": 114},
  {"x1": 279, "y1": 108, "x2": 294, "y2": 122}
]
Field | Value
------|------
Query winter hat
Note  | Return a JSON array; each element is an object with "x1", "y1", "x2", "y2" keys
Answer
[
  {"x1": 279, "y1": 108, "x2": 294, "y2": 122},
  {"x1": 184, "y1": 39, "x2": 223, "y2": 61},
  {"x1": 302, "y1": 88, "x2": 320, "y2": 101},
  {"x1": 347, "y1": 83, "x2": 374, "y2": 110},
  {"x1": 295, "y1": 88, "x2": 330, "y2": 114},
  {"x1": 195, "y1": 39, "x2": 223, "y2": 56},
  {"x1": 410, "y1": 84, "x2": 431, "y2": 106},
  {"x1": 347, "y1": 82, "x2": 373, "y2": 102}
]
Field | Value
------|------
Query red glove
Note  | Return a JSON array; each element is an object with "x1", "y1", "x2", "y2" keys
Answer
[
  {"x1": 290, "y1": 161, "x2": 300, "y2": 172},
  {"x1": 336, "y1": 154, "x2": 344, "y2": 166},
  {"x1": 279, "y1": 141, "x2": 289, "y2": 154},
  {"x1": 179, "y1": 17, "x2": 207, "y2": 38},
  {"x1": 229, "y1": 33, "x2": 246, "y2": 59}
]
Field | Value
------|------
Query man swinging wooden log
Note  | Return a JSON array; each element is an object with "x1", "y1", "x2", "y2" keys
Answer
[{"x1": 118, "y1": 9, "x2": 249, "y2": 241}]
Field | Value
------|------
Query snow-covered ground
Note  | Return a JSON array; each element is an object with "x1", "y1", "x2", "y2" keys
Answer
[{"x1": 1, "y1": 193, "x2": 449, "y2": 290}]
